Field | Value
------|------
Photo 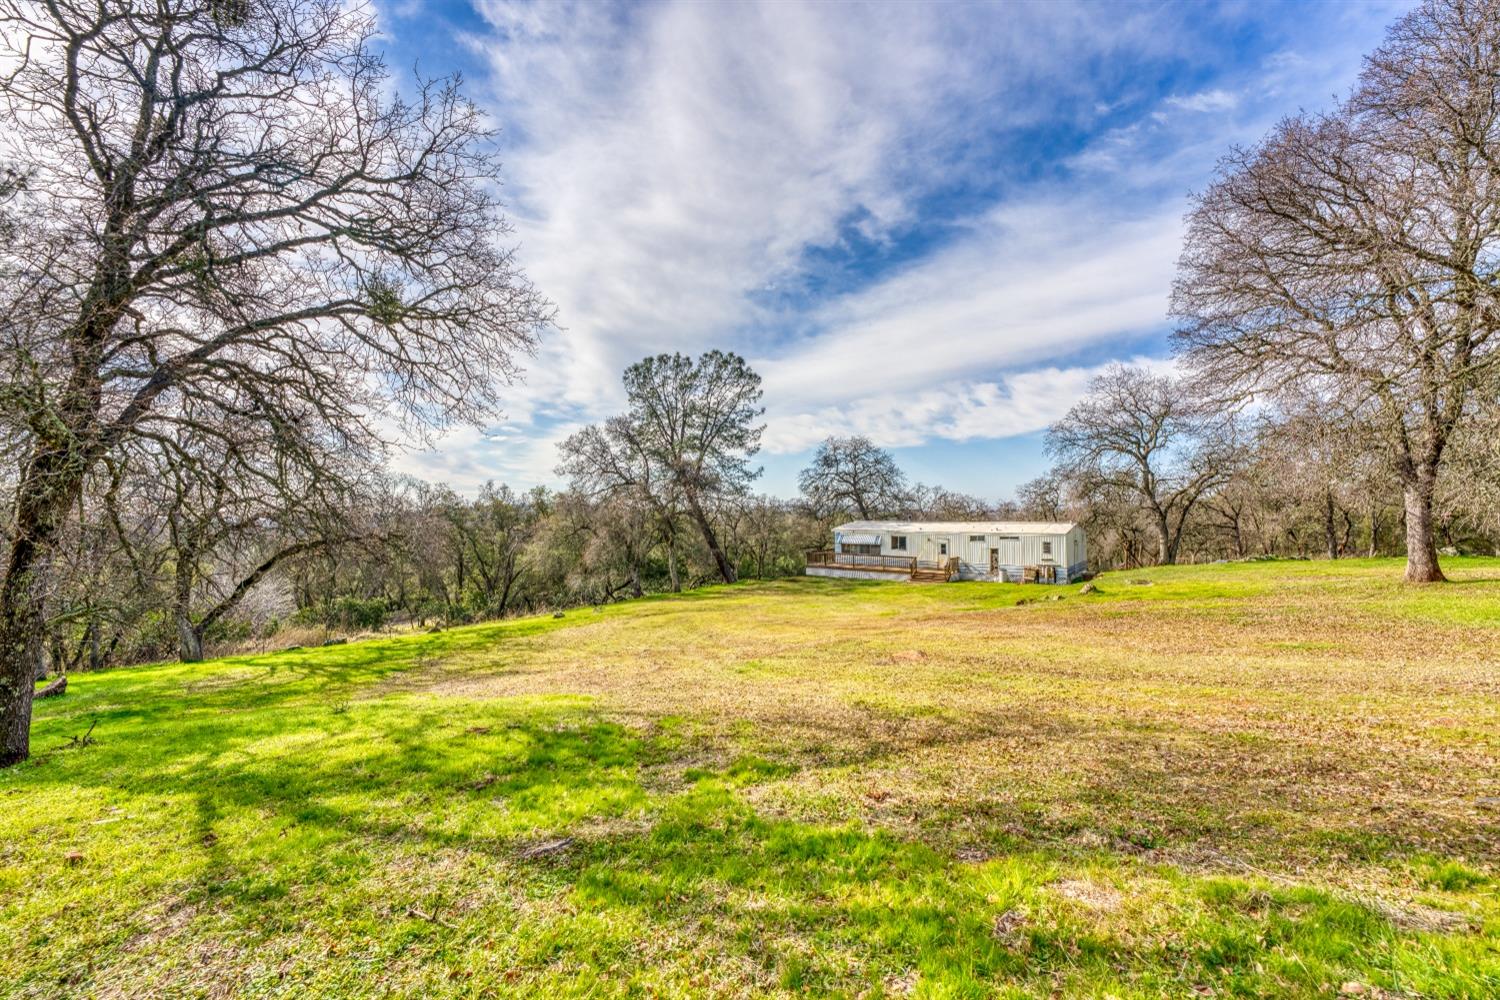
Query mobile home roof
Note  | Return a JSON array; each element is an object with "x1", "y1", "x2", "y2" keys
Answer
[{"x1": 833, "y1": 520, "x2": 1077, "y2": 534}]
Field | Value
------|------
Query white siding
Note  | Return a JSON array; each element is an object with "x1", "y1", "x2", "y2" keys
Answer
[
  {"x1": 824, "y1": 520, "x2": 1085, "y2": 584},
  {"x1": 874, "y1": 528, "x2": 1068, "y2": 579}
]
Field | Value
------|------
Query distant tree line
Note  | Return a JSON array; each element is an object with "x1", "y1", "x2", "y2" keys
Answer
[{"x1": 21, "y1": 341, "x2": 1500, "y2": 687}]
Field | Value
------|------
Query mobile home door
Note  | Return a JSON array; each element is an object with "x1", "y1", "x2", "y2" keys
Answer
[{"x1": 921, "y1": 535, "x2": 951, "y2": 565}]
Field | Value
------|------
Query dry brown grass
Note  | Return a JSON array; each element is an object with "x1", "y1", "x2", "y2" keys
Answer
[{"x1": 413, "y1": 569, "x2": 1499, "y2": 886}]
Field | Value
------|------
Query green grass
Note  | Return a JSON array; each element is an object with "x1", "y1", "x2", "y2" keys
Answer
[{"x1": 4, "y1": 559, "x2": 1499, "y2": 998}]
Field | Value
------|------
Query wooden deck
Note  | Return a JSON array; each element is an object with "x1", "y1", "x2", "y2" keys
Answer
[{"x1": 805, "y1": 550, "x2": 960, "y2": 582}]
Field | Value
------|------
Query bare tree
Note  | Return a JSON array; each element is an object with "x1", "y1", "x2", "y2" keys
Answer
[
  {"x1": 529, "y1": 491, "x2": 653, "y2": 604},
  {"x1": 1259, "y1": 407, "x2": 1364, "y2": 561},
  {"x1": 558, "y1": 420, "x2": 687, "y2": 591},
  {"x1": 1016, "y1": 473, "x2": 1067, "y2": 523},
  {"x1": 737, "y1": 495, "x2": 796, "y2": 579},
  {"x1": 564, "y1": 352, "x2": 763, "y2": 585},
  {"x1": 797, "y1": 436, "x2": 907, "y2": 520},
  {"x1": 145, "y1": 437, "x2": 364, "y2": 662},
  {"x1": 1438, "y1": 394, "x2": 1500, "y2": 546},
  {"x1": 903, "y1": 484, "x2": 995, "y2": 520},
  {"x1": 1047, "y1": 365, "x2": 1233, "y2": 566},
  {"x1": 37, "y1": 485, "x2": 149, "y2": 675},
  {"x1": 1199, "y1": 474, "x2": 1256, "y2": 560},
  {"x1": 442, "y1": 482, "x2": 544, "y2": 618},
  {"x1": 1172, "y1": 0, "x2": 1500, "y2": 583},
  {"x1": 0, "y1": 0, "x2": 551, "y2": 764}
]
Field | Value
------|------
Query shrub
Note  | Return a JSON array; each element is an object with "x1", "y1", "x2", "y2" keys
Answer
[{"x1": 294, "y1": 597, "x2": 388, "y2": 631}]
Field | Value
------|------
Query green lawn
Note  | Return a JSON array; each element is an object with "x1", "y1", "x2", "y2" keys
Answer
[{"x1": 3, "y1": 559, "x2": 1498, "y2": 998}]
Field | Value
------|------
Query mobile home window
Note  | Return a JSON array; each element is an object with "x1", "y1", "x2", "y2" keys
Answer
[
  {"x1": 890, "y1": 535, "x2": 907, "y2": 551},
  {"x1": 1041, "y1": 540, "x2": 1053, "y2": 555},
  {"x1": 968, "y1": 534, "x2": 986, "y2": 542}
]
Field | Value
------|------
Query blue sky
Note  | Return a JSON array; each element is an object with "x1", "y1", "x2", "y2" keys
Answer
[{"x1": 375, "y1": 0, "x2": 1409, "y2": 500}]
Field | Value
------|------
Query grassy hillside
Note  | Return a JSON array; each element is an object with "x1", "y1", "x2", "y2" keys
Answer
[{"x1": 3, "y1": 559, "x2": 1498, "y2": 998}]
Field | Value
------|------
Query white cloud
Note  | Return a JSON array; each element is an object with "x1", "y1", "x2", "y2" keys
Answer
[
  {"x1": 389, "y1": 420, "x2": 587, "y2": 495},
  {"x1": 762, "y1": 356, "x2": 1179, "y2": 455},
  {"x1": 756, "y1": 198, "x2": 1184, "y2": 414},
  {"x1": 1164, "y1": 88, "x2": 1240, "y2": 113},
  {"x1": 463, "y1": 0, "x2": 1175, "y2": 419},
  {"x1": 374, "y1": 1, "x2": 1405, "y2": 493}
]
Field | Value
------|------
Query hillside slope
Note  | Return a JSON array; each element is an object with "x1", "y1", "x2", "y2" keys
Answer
[{"x1": 3, "y1": 560, "x2": 1498, "y2": 998}]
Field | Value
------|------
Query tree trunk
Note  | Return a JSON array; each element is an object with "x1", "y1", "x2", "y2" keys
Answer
[
  {"x1": 88, "y1": 619, "x2": 103, "y2": 671},
  {"x1": 665, "y1": 531, "x2": 681, "y2": 592},
  {"x1": 684, "y1": 491, "x2": 736, "y2": 583},
  {"x1": 1403, "y1": 473, "x2": 1447, "y2": 583},
  {"x1": 0, "y1": 568, "x2": 41, "y2": 766},
  {"x1": 177, "y1": 614, "x2": 205, "y2": 663},
  {"x1": 174, "y1": 555, "x2": 203, "y2": 662},
  {"x1": 1323, "y1": 488, "x2": 1338, "y2": 561},
  {"x1": 1153, "y1": 512, "x2": 1174, "y2": 566},
  {"x1": 2, "y1": 448, "x2": 85, "y2": 766},
  {"x1": 1368, "y1": 504, "x2": 1380, "y2": 558}
]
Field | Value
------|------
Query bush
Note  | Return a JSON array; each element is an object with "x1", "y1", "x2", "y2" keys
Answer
[{"x1": 294, "y1": 596, "x2": 388, "y2": 631}]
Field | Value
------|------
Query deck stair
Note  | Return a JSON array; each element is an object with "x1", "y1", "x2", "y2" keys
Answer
[{"x1": 911, "y1": 557, "x2": 960, "y2": 583}]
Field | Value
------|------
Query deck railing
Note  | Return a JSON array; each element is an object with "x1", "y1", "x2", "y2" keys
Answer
[
  {"x1": 805, "y1": 549, "x2": 917, "y2": 574},
  {"x1": 806, "y1": 550, "x2": 961, "y2": 580}
]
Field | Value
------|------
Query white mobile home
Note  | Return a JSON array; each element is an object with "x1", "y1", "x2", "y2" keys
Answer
[{"x1": 807, "y1": 520, "x2": 1086, "y2": 584}]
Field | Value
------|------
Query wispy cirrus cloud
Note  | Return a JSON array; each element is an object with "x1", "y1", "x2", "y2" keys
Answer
[
  {"x1": 465, "y1": 0, "x2": 1170, "y2": 411},
  {"x1": 762, "y1": 356, "x2": 1180, "y2": 455},
  {"x1": 755, "y1": 201, "x2": 1185, "y2": 418},
  {"x1": 376, "y1": 0, "x2": 1410, "y2": 496},
  {"x1": 1164, "y1": 88, "x2": 1240, "y2": 113}
]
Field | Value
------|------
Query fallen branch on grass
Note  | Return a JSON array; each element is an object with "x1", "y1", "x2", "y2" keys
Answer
[
  {"x1": 57, "y1": 718, "x2": 98, "y2": 751},
  {"x1": 36, "y1": 676, "x2": 66, "y2": 699},
  {"x1": 517, "y1": 837, "x2": 573, "y2": 860},
  {"x1": 405, "y1": 905, "x2": 457, "y2": 929}
]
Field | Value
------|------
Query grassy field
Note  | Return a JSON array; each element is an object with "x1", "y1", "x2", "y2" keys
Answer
[{"x1": 3, "y1": 559, "x2": 1498, "y2": 999}]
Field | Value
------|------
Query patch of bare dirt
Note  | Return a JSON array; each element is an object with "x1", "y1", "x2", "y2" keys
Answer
[{"x1": 1051, "y1": 878, "x2": 1124, "y2": 911}]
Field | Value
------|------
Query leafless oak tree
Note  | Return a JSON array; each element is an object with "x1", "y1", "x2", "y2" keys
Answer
[
  {"x1": 557, "y1": 418, "x2": 688, "y2": 591},
  {"x1": 797, "y1": 435, "x2": 907, "y2": 520},
  {"x1": 0, "y1": 0, "x2": 551, "y2": 764},
  {"x1": 134, "y1": 428, "x2": 365, "y2": 662},
  {"x1": 438, "y1": 482, "x2": 544, "y2": 618},
  {"x1": 1438, "y1": 396, "x2": 1500, "y2": 544},
  {"x1": 1016, "y1": 473, "x2": 1068, "y2": 523},
  {"x1": 1047, "y1": 365, "x2": 1235, "y2": 566},
  {"x1": 1172, "y1": 0, "x2": 1500, "y2": 583}
]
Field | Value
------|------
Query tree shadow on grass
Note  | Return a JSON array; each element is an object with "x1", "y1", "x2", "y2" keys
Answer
[
  {"x1": 24, "y1": 652, "x2": 1492, "y2": 878},
  {"x1": 8, "y1": 688, "x2": 1495, "y2": 998}
]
